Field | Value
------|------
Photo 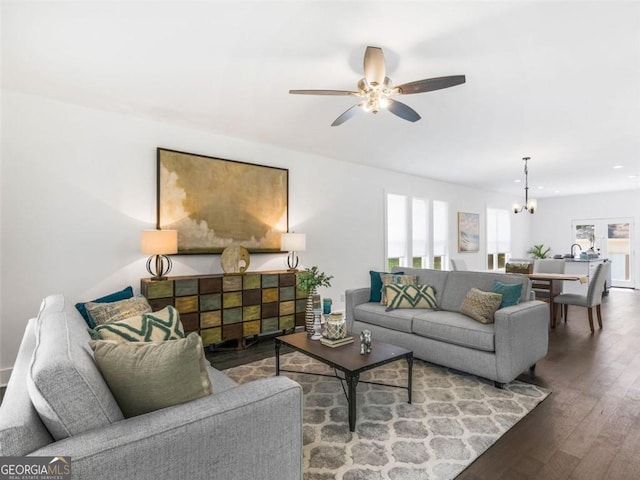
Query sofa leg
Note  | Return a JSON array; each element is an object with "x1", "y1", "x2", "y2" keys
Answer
[
  {"x1": 529, "y1": 364, "x2": 536, "y2": 376},
  {"x1": 494, "y1": 381, "x2": 505, "y2": 389}
]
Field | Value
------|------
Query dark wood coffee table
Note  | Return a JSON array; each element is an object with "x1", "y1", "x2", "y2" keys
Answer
[{"x1": 275, "y1": 332, "x2": 413, "y2": 432}]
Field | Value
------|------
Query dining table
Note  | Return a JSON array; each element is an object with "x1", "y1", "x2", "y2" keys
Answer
[{"x1": 526, "y1": 272, "x2": 588, "y2": 327}]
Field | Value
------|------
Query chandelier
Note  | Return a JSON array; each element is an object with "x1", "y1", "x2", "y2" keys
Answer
[{"x1": 513, "y1": 157, "x2": 537, "y2": 214}]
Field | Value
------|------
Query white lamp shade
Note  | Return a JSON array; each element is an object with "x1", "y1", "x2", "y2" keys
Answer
[
  {"x1": 281, "y1": 232, "x2": 306, "y2": 252},
  {"x1": 141, "y1": 229, "x2": 178, "y2": 255}
]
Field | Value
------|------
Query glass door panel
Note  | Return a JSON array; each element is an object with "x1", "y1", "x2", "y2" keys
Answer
[{"x1": 608, "y1": 222, "x2": 632, "y2": 287}]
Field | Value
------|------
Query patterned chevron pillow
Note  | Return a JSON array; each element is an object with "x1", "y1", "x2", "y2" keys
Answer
[
  {"x1": 91, "y1": 306, "x2": 185, "y2": 342},
  {"x1": 380, "y1": 273, "x2": 418, "y2": 305},
  {"x1": 385, "y1": 284, "x2": 438, "y2": 311},
  {"x1": 459, "y1": 288, "x2": 503, "y2": 324}
]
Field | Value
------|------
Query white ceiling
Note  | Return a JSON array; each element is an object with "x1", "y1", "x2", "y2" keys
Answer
[{"x1": 3, "y1": 1, "x2": 640, "y2": 199}]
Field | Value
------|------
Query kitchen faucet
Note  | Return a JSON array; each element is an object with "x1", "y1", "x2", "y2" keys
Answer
[{"x1": 570, "y1": 243, "x2": 582, "y2": 258}]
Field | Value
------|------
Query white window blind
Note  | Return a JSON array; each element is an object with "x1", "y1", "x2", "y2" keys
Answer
[
  {"x1": 412, "y1": 198, "x2": 428, "y2": 258},
  {"x1": 387, "y1": 194, "x2": 408, "y2": 261},
  {"x1": 433, "y1": 200, "x2": 448, "y2": 256}
]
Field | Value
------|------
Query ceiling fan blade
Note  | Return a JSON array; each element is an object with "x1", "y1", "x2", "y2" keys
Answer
[
  {"x1": 387, "y1": 99, "x2": 421, "y2": 122},
  {"x1": 289, "y1": 89, "x2": 356, "y2": 96},
  {"x1": 363, "y1": 46, "x2": 386, "y2": 86},
  {"x1": 331, "y1": 103, "x2": 363, "y2": 126},
  {"x1": 394, "y1": 75, "x2": 466, "y2": 95}
]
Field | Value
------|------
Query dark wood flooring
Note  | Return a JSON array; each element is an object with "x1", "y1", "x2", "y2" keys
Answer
[{"x1": 207, "y1": 287, "x2": 640, "y2": 480}]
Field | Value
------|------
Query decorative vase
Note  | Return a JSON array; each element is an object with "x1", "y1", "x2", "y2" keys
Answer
[{"x1": 305, "y1": 291, "x2": 321, "y2": 335}]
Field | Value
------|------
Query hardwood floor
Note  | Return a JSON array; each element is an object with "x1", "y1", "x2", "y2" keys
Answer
[{"x1": 208, "y1": 288, "x2": 640, "y2": 480}]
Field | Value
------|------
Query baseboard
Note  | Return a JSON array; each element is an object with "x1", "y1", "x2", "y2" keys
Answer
[{"x1": 1, "y1": 367, "x2": 12, "y2": 387}]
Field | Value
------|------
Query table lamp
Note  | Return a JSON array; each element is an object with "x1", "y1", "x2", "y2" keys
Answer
[
  {"x1": 141, "y1": 229, "x2": 178, "y2": 280},
  {"x1": 281, "y1": 232, "x2": 306, "y2": 271}
]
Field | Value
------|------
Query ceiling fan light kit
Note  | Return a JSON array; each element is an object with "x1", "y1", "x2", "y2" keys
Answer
[{"x1": 290, "y1": 46, "x2": 466, "y2": 126}]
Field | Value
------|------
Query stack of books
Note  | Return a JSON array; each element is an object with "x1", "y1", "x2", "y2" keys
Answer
[{"x1": 320, "y1": 336, "x2": 354, "y2": 348}]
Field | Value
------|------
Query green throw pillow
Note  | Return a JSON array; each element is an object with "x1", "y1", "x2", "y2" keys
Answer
[
  {"x1": 75, "y1": 286, "x2": 134, "y2": 328},
  {"x1": 460, "y1": 288, "x2": 503, "y2": 324},
  {"x1": 85, "y1": 296, "x2": 151, "y2": 326},
  {"x1": 91, "y1": 306, "x2": 185, "y2": 342},
  {"x1": 491, "y1": 281, "x2": 523, "y2": 309},
  {"x1": 385, "y1": 284, "x2": 438, "y2": 311},
  {"x1": 89, "y1": 333, "x2": 213, "y2": 418}
]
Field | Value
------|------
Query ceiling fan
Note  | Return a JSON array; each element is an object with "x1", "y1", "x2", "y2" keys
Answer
[{"x1": 290, "y1": 46, "x2": 466, "y2": 126}]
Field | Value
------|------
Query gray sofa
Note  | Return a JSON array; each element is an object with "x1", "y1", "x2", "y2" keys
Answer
[
  {"x1": 0, "y1": 294, "x2": 303, "y2": 480},
  {"x1": 346, "y1": 267, "x2": 549, "y2": 387}
]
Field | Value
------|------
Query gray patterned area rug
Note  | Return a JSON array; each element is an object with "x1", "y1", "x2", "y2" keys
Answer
[{"x1": 224, "y1": 351, "x2": 550, "y2": 480}]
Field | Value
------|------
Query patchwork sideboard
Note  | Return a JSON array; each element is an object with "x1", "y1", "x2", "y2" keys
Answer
[{"x1": 141, "y1": 271, "x2": 307, "y2": 349}]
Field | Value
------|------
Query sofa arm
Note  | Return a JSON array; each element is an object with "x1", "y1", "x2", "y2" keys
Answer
[
  {"x1": 494, "y1": 300, "x2": 549, "y2": 383},
  {"x1": 32, "y1": 376, "x2": 303, "y2": 480},
  {"x1": 345, "y1": 287, "x2": 371, "y2": 331}
]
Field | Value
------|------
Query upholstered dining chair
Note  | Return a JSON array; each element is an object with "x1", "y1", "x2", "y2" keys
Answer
[
  {"x1": 532, "y1": 259, "x2": 566, "y2": 301},
  {"x1": 553, "y1": 262, "x2": 610, "y2": 334},
  {"x1": 450, "y1": 259, "x2": 467, "y2": 271}
]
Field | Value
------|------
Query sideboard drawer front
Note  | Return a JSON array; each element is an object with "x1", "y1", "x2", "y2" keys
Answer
[
  {"x1": 201, "y1": 293, "x2": 221, "y2": 311},
  {"x1": 262, "y1": 317, "x2": 279, "y2": 332},
  {"x1": 175, "y1": 295, "x2": 198, "y2": 314},
  {"x1": 262, "y1": 288, "x2": 279, "y2": 304},
  {"x1": 223, "y1": 292, "x2": 243, "y2": 308},
  {"x1": 200, "y1": 277, "x2": 222, "y2": 294},
  {"x1": 243, "y1": 305, "x2": 261, "y2": 321},
  {"x1": 201, "y1": 311, "x2": 221, "y2": 328},
  {"x1": 243, "y1": 274, "x2": 261, "y2": 290},
  {"x1": 223, "y1": 323, "x2": 242, "y2": 341},
  {"x1": 145, "y1": 280, "x2": 174, "y2": 299},
  {"x1": 280, "y1": 286, "x2": 295, "y2": 302},
  {"x1": 201, "y1": 327, "x2": 221, "y2": 346},
  {"x1": 262, "y1": 302, "x2": 278, "y2": 319},
  {"x1": 223, "y1": 307, "x2": 243, "y2": 324},
  {"x1": 279, "y1": 315, "x2": 295, "y2": 330},
  {"x1": 175, "y1": 278, "x2": 198, "y2": 296},
  {"x1": 243, "y1": 320, "x2": 261, "y2": 336},
  {"x1": 279, "y1": 301, "x2": 295, "y2": 316},
  {"x1": 243, "y1": 289, "x2": 261, "y2": 306},
  {"x1": 223, "y1": 276, "x2": 243, "y2": 292},
  {"x1": 262, "y1": 274, "x2": 279, "y2": 288},
  {"x1": 279, "y1": 273, "x2": 296, "y2": 287},
  {"x1": 180, "y1": 313, "x2": 199, "y2": 332}
]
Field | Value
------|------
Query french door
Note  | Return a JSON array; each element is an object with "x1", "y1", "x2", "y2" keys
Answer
[{"x1": 571, "y1": 218, "x2": 634, "y2": 288}]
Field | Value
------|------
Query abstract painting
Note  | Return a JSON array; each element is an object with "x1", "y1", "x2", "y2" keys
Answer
[
  {"x1": 458, "y1": 212, "x2": 480, "y2": 252},
  {"x1": 157, "y1": 148, "x2": 288, "y2": 254}
]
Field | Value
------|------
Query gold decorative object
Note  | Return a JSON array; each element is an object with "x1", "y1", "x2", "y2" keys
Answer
[{"x1": 220, "y1": 245, "x2": 250, "y2": 274}]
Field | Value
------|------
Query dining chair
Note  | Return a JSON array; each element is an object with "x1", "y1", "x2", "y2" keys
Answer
[
  {"x1": 532, "y1": 259, "x2": 566, "y2": 300},
  {"x1": 553, "y1": 262, "x2": 610, "y2": 334},
  {"x1": 450, "y1": 259, "x2": 467, "y2": 271}
]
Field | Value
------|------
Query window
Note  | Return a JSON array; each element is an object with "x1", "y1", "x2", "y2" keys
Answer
[
  {"x1": 385, "y1": 194, "x2": 431, "y2": 270},
  {"x1": 487, "y1": 208, "x2": 510, "y2": 270},
  {"x1": 432, "y1": 201, "x2": 448, "y2": 271}
]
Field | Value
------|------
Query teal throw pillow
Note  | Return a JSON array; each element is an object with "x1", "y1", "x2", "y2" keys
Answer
[
  {"x1": 369, "y1": 270, "x2": 403, "y2": 303},
  {"x1": 75, "y1": 286, "x2": 134, "y2": 328},
  {"x1": 491, "y1": 281, "x2": 523, "y2": 309}
]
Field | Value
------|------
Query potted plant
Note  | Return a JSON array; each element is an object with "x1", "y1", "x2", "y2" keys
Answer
[
  {"x1": 298, "y1": 266, "x2": 333, "y2": 334},
  {"x1": 527, "y1": 244, "x2": 551, "y2": 259}
]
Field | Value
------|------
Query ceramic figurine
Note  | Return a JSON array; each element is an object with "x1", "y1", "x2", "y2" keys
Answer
[{"x1": 360, "y1": 329, "x2": 372, "y2": 355}]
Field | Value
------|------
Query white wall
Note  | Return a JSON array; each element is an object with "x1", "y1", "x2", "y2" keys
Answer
[{"x1": 0, "y1": 90, "x2": 529, "y2": 382}]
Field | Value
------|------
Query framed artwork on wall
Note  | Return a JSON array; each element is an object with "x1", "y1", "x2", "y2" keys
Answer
[
  {"x1": 157, "y1": 148, "x2": 289, "y2": 254},
  {"x1": 458, "y1": 212, "x2": 480, "y2": 253}
]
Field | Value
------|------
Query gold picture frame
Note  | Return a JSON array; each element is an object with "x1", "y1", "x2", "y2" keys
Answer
[{"x1": 157, "y1": 148, "x2": 288, "y2": 254}]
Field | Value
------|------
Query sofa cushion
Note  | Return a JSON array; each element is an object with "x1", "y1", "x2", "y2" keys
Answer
[
  {"x1": 85, "y1": 295, "x2": 152, "y2": 326},
  {"x1": 412, "y1": 310, "x2": 496, "y2": 352},
  {"x1": 380, "y1": 273, "x2": 417, "y2": 305},
  {"x1": 75, "y1": 286, "x2": 134, "y2": 328},
  {"x1": 91, "y1": 305, "x2": 185, "y2": 342},
  {"x1": 491, "y1": 281, "x2": 523, "y2": 308},
  {"x1": 90, "y1": 333, "x2": 213, "y2": 418},
  {"x1": 352, "y1": 302, "x2": 423, "y2": 334},
  {"x1": 440, "y1": 271, "x2": 530, "y2": 312},
  {"x1": 460, "y1": 288, "x2": 503, "y2": 324},
  {"x1": 385, "y1": 284, "x2": 438, "y2": 311},
  {"x1": 26, "y1": 295, "x2": 124, "y2": 441}
]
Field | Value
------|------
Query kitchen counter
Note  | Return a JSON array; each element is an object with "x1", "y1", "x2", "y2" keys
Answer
[{"x1": 562, "y1": 258, "x2": 610, "y2": 295}]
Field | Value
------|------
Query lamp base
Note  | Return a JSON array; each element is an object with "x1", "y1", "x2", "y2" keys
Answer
[{"x1": 146, "y1": 255, "x2": 173, "y2": 281}]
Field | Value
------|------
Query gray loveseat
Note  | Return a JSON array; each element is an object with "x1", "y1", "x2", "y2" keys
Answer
[
  {"x1": 0, "y1": 294, "x2": 303, "y2": 480},
  {"x1": 346, "y1": 267, "x2": 549, "y2": 387}
]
